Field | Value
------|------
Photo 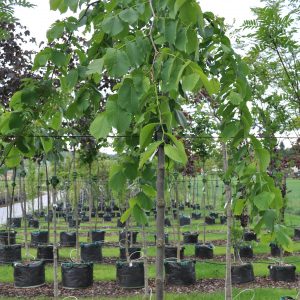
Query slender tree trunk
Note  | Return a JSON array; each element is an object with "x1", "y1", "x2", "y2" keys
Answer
[
  {"x1": 45, "y1": 161, "x2": 51, "y2": 243},
  {"x1": 202, "y1": 162, "x2": 207, "y2": 244},
  {"x1": 155, "y1": 143, "x2": 165, "y2": 300},
  {"x1": 52, "y1": 161, "x2": 59, "y2": 299},
  {"x1": 142, "y1": 225, "x2": 149, "y2": 298},
  {"x1": 88, "y1": 163, "x2": 93, "y2": 234},
  {"x1": 213, "y1": 177, "x2": 219, "y2": 210},
  {"x1": 73, "y1": 149, "x2": 79, "y2": 261},
  {"x1": 8, "y1": 168, "x2": 16, "y2": 245},
  {"x1": 222, "y1": 143, "x2": 232, "y2": 300}
]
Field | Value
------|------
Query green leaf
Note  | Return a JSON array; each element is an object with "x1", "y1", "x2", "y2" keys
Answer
[
  {"x1": 141, "y1": 184, "x2": 156, "y2": 198},
  {"x1": 119, "y1": 8, "x2": 139, "y2": 24},
  {"x1": 179, "y1": 1, "x2": 199, "y2": 25},
  {"x1": 51, "y1": 50, "x2": 67, "y2": 67},
  {"x1": 253, "y1": 191, "x2": 275, "y2": 211},
  {"x1": 109, "y1": 164, "x2": 126, "y2": 192},
  {"x1": 66, "y1": 0, "x2": 78, "y2": 12},
  {"x1": 139, "y1": 141, "x2": 162, "y2": 169},
  {"x1": 164, "y1": 144, "x2": 187, "y2": 165},
  {"x1": 86, "y1": 58, "x2": 104, "y2": 75},
  {"x1": 251, "y1": 136, "x2": 270, "y2": 171},
  {"x1": 165, "y1": 19, "x2": 178, "y2": 45},
  {"x1": 106, "y1": 98, "x2": 132, "y2": 133},
  {"x1": 120, "y1": 208, "x2": 132, "y2": 223},
  {"x1": 50, "y1": 111, "x2": 62, "y2": 130},
  {"x1": 182, "y1": 73, "x2": 200, "y2": 92},
  {"x1": 104, "y1": 48, "x2": 130, "y2": 77},
  {"x1": 47, "y1": 22, "x2": 65, "y2": 42},
  {"x1": 263, "y1": 209, "x2": 277, "y2": 231},
  {"x1": 40, "y1": 137, "x2": 53, "y2": 153},
  {"x1": 61, "y1": 69, "x2": 78, "y2": 92},
  {"x1": 136, "y1": 192, "x2": 153, "y2": 210},
  {"x1": 9, "y1": 112, "x2": 23, "y2": 130},
  {"x1": 140, "y1": 123, "x2": 159, "y2": 149},
  {"x1": 173, "y1": 0, "x2": 187, "y2": 17},
  {"x1": 228, "y1": 91, "x2": 243, "y2": 105},
  {"x1": 274, "y1": 224, "x2": 293, "y2": 252},
  {"x1": 117, "y1": 79, "x2": 139, "y2": 113},
  {"x1": 220, "y1": 121, "x2": 240, "y2": 141},
  {"x1": 90, "y1": 113, "x2": 112, "y2": 139},
  {"x1": 175, "y1": 26, "x2": 187, "y2": 51},
  {"x1": 102, "y1": 15, "x2": 124, "y2": 36},
  {"x1": 174, "y1": 110, "x2": 187, "y2": 127},
  {"x1": 5, "y1": 147, "x2": 21, "y2": 168},
  {"x1": 132, "y1": 205, "x2": 148, "y2": 225},
  {"x1": 50, "y1": 0, "x2": 63, "y2": 10},
  {"x1": 234, "y1": 198, "x2": 246, "y2": 215},
  {"x1": 165, "y1": 133, "x2": 187, "y2": 165}
]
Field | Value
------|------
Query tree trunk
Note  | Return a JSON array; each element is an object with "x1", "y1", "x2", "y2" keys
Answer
[
  {"x1": 73, "y1": 149, "x2": 79, "y2": 261},
  {"x1": 7, "y1": 168, "x2": 16, "y2": 245},
  {"x1": 142, "y1": 225, "x2": 149, "y2": 298},
  {"x1": 222, "y1": 143, "x2": 232, "y2": 300},
  {"x1": 155, "y1": 143, "x2": 165, "y2": 300},
  {"x1": 202, "y1": 162, "x2": 206, "y2": 244},
  {"x1": 52, "y1": 161, "x2": 59, "y2": 299},
  {"x1": 88, "y1": 163, "x2": 93, "y2": 235},
  {"x1": 45, "y1": 161, "x2": 51, "y2": 243}
]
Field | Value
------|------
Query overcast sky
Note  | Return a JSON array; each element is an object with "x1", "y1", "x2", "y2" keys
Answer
[{"x1": 15, "y1": 0, "x2": 262, "y2": 44}]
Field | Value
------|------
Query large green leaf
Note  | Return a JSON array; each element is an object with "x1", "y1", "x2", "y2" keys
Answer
[
  {"x1": 50, "y1": 0, "x2": 63, "y2": 10},
  {"x1": 165, "y1": 144, "x2": 187, "y2": 165},
  {"x1": 104, "y1": 48, "x2": 130, "y2": 77},
  {"x1": 50, "y1": 111, "x2": 63, "y2": 130},
  {"x1": 165, "y1": 19, "x2": 178, "y2": 45},
  {"x1": 5, "y1": 147, "x2": 21, "y2": 168},
  {"x1": 251, "y1": 136, "x2": 270, "y2": 171},
  {"x1": 139, "y1": 141, "x2": 162, "y2": 169},
  {"x1": 86, "y1": 58, "x2": 104, "y2": 75},
  {"x1": 109, "y1": 164, "x2": 126, "y2": 192},
  {"x1": 274, "y1": 224, "x2": 293, "y2": 252},
  {"x1": 89, "y1": 113, "x2": 111, "y2": 139},
  {"x1": 119, "y1": 8, "x2": 139, "y2": 24},
  {"x1": 102, "y1": 15, "x2": 124, "y2": 36},
  {"x1": 136, "y1": 192, "x2": 153, "y2": 210},
  {"x1": 117, "y1": 79, "x2": 139, "y2": 113},
  {"x1": 253, "y1": 191, "x2": 275, "y2": 211},
  {"x1": 139, "y1": 123, "x2": 159, "y2": 149},
  {"x1": 40, "y1": 137, "x2": 53, "y2": 153},
  {"x1": 132, "y1": 205, "x2": 148, "y2": 225},
  {"x1": 47, "y1": 22, "x2": 65, "y2": 42}
]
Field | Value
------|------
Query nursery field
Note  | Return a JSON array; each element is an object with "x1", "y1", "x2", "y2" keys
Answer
[{"x1": 0, "y1": 178, "x2": 299, "y2": 299}]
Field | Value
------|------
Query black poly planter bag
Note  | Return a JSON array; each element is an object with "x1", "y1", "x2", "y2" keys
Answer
[
  {"x1": 294, "y1": 228, "x2": 300, "y2": 240},
  {"x1": 119, "y1": 247, "x2": 141, "y2": 260},
  {"x1": 243, "y1": 231, "x2": 257, "y2": 241},
  {"x1": 220, "y1": 216, "x2": 227, "y2": 224},
  {"x1": 116, "y1": 261, "x2": 144, "y2": 288},
  {"x1": 68, "y1": 219, "x2": 81, "y2": 228},
  {"x1": 0, "y1": 230, "x2": 16, "y2": 245},
  {"x1": 37, "y1": 245, "x2": 57, "y2": 262},
  {"x1": 0, "y1": 244, "x2": 21, "y2": 263},
  {"x1": 164, "y1": 259, "x2": 196, "y2": 286},
  {"x1": 60, "y1": 232, "x2": 76, "y2": 247},
  {"x1": 89, "y1": 230, "x2": 105, "y2": 242},
  {"x1": 31, "y1": 231, "x2": 49, "y2": 247},
  {"x1": 209, "y1": 212, "x2": 219, "y2": 218},
  {"x1": 269, "y1": 264, "x2": 296, "y2": 282},
  {"x1": 61, "y1": 262, "x2": 93, "y2": 288},
  {"x1": 28, "y1": 219, "x2": 39, "y2": 228},
  {"x1": 103, "y1": 214, "x2": 112, "y2": 222},
  {"x1": 205, "y1": 216, "x2": 215, "y2": 225},
  {"x1": 195, "y1": 243, "x2": 214, "y2": 259},
  {"x1": 183, "y1": 232, "x2": 198, "y2": 244},
  {"x1": 179, "y1": 216, "x2": 191, "y2": 226},
  {"x1": 192, "y1": 212, "x2": 201, "y2": 220},
  {"x1": 164, "y1": 218, "x2": 171, "y2": 227},
  {"x1": 231, "y1": 263, "x2": 255, "y2": 284},
  {"x1": 270, "y1": 243, "x2": 281, "y2": 257},
  {"x1": 14, "y1": 261, "x2": 45, "y2": 288},
  {"x1": 81, "y1": 243, "x2": 103, "y2": 263},
  {"x1": 117, "y1": 219, "x2": 126, "y2": 228},
  {"x1": 165, "y1": 246, "x2": 185, "y2": 259},
  {"x1": 239, "y1": 245, "x2": 253, "y2": 259},
  {"x1": 8, "y1": 218, "x2": 21, "y2": 228}
]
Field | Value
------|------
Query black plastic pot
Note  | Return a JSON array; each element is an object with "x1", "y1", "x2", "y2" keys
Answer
[
  {"x1": 31, "y1": 231, "x2": 49, "y2": 247},
  {"x1": 61, "y1": 262, "x2": 93, "y2": 288},
  {"x1": 231, "y1": 263, "x2": 255, "y2": 284},
  {"x1": 239, "y1": 245, "x2": 254, "y2": 259},
  {"x1": 37, "y1": 245, "x2": 57, "y2": 262},
  {"x1": 164, "y1": 218, "x2": 171, "y2": 227},
  {"x1": 119, "y1": 231, "x2": 138, "y2": 245},
  {"x1": 294, "y1": 228, "x2": 300, "y2": 240},
  {"x1": 81, "y1": 216, "x2": 89, "y2": 222},
  {"x1": 60, "y1": 232, "x2": 76, "y2": 247},
  {"x1": 179, "y1": 204, "x2": 185, "y2": 211},
  {"x1": 116, "y1": 261, "x2": 144, "y2": 288},
  {"x1": 164, "y1": 259, "x2": 196, "y2": 286},
  {"x1": 8, "y1": 217, "x2": 21, "y2": 228},
  {"x1": 179, "y1": 215, "x2": 191, "y2": 226},
  {"x1": 220, "y1": 216, "x2": 227, "y2": 224},
  {"x1": 0, "y1": 230, "x2": 16, "y2": 245},
  {"x1": 28, "y1": 219, "x2": 39, "y2": 228},
  {"x1": 192, "y1": 212, "x2": 201, "y2": 220},
  {"x1": 89, "y1": 230, "x2": 105, "y2": 243},
  {"x1": 81, "y1": 243, "x2": 102, "y2": 263},
  {"x1": 0, "y1": 244, "x2": 22, "y2": 263},
  {"x1": 195, "y1": 204, "x2": 200, "y2": 210},
  {"x1": 182, "y1": 232, "x2": 198, "y2": 244},
  {"x1": 165, "y1": 246, "x2": 185, "y2": 259},
  {"x1": 119, "y1": 247, "x2": 141, "y2": 260},
  {"x1": 195, "y1": 243, "x2": 214, "y2": 259},
  {"x1": 154, "y1": 233, "x2": 169, "y2": 245},
  {"x1": 270, "y1": 243, "x2": 281, "y2": 257},
  {"x1": 117, "y1": 219, "x2": 126, "y2": 228},
  {"x1": 280, "y1": 297, "x2": 295, "y2": 300},
  {"x1": 209, "y1": 212, "x2": 219, "y2": 218},
  {"x1": 268, "y1": 264, "x2": 296, "y2": 282},
  {"x1": 103, "y1": 214, "x2": 112, "y2": 222},
  {"x1": 68, "y1": 219, "x2": 81, "y2": 228},
  {"x1": 205, "y1": 216, "x2": 215, "y2": 225},
  {"x1": 14, "y1": 261, "x2": 45, "y2": 288},
  {"x1": 44, "y1": 215, "x2": 53, "y2": 222},
  {"x1": 243, "y1": 231, "x2": 257, "y2": 241}
]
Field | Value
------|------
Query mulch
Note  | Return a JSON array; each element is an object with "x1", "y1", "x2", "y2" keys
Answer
[{"x1": 1, "y1": 277, "x2": 300, "y2": 298}]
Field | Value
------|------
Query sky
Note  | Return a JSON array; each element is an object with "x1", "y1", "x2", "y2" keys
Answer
[{"x1": 15, "y1": 0, "x2": 262, "y2": 44}]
